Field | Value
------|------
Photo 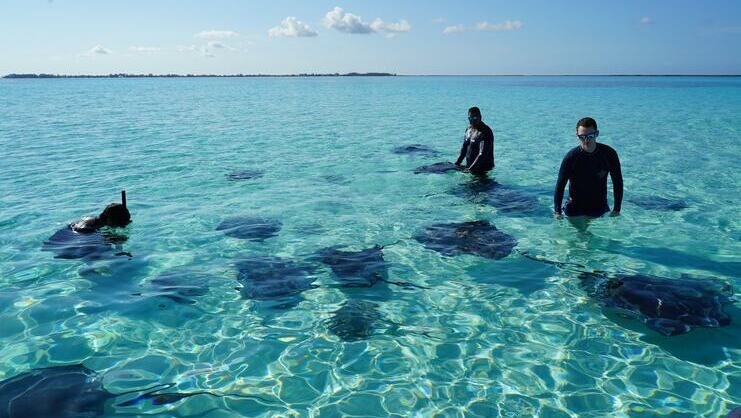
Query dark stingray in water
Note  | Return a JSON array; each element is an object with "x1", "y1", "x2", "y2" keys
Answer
[
  {"x1": 392, "y1": 144, "x2": 440, "y2": 157},
  {"x1": 226, "y1": 170, "x2": 264, "y2": 181},
  {"x1": 629, "y1": 196, "x2": 689, "y2": 211},
  {"x1": 450, "y1": 178, "x2": 542, "y2": 215},
  {"x1": 42, "y1": 227, "x2": 129, "y2": 260},
  {"x1": 235, "y1": 256, "x2": 318, "y2": 309},
  {"x1": 580, "y1": 272, "x2": 734, "y2": 336},
  {"x1": 216, "y1": 216, "x2": 282, "y2": 241},
  {"x1": 0, "y1": 364, "x2": 215, "y2": 418},
  {"x1": 316, "y1": 245, "x2": 389, "y2": 287},
  {"x1": 145, "y1": 268, "x2": 211, "y2": 305},
  {"x1": 327, "y1": 299, "x2": 383, "y2": 342},
  {"x1": 413, "y1": 161, "x2": 463, "y2": 174},
  {"x1": 413, "y1": 220, "x2": 517, "y2": 260}
]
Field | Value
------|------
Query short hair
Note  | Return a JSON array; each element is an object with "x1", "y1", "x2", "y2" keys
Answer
[
  {"x1": 468, "y1": 107, "x2": 481, "y2": 117},
  {"x1": 576, "y1": 117, "x2": 598, "y2": 131}
]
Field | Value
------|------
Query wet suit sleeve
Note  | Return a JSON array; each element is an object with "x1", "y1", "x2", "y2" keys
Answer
[
  {"x1": 609, "y1": 149, "x2": 624, "y2": 212},
  {"x1": 554, "y1": 154, "x2": 570, "y2": 213},
  {"x1": 455, "y1": 130, "x2": 469, "y2": 166}
]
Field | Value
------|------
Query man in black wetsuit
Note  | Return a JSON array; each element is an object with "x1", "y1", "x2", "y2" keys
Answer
[
  {"x1": 554, "y1": 117, "x2": 623, "y2": 218},
  {"x1": 455, "y1": 107, "x2": 495, "y2": 175}
]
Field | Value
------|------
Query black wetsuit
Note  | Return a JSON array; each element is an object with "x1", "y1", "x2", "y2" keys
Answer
[
  {"x1": 554, "y1": 143, "x2": 623, "y2": 217},
  {"x1": 455, "y1": 122, "x2": 494, "y2": 174}
]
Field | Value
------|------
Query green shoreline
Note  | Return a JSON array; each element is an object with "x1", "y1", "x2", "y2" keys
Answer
[{"x1": 2, "y1": 72, "x2": 396, "y2": 79}]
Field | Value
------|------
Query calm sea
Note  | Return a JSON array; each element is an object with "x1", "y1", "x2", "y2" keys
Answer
[{"x1": 0, "y1": 76, "x2": 740, "y2": 417}]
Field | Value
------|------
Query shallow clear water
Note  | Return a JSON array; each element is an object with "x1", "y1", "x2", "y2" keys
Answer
[{"x1": 0, "y1": 76, "x2": 739, "y2": 417}]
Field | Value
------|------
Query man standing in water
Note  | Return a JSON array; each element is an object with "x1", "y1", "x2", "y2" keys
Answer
[
  {"x1": 455, "y1": 107, "x2": 495, "y2": 175},
  {"x1": 554, "y1": 117, "x2": 623, "y2": 217}
]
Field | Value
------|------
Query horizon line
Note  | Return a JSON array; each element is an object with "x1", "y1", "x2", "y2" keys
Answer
[{"x1": 3, "y1": 72, "x2": 741, "y2": 78}]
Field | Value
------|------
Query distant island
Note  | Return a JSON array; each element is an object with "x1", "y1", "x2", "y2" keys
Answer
[{"x1": 2, "y1": 72, "x2": 396, "y2": 79}]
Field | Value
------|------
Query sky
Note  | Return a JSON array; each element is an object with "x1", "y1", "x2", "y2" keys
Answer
[{"x1": 1, "y1": 0, "x2": 740, "y2": 75}]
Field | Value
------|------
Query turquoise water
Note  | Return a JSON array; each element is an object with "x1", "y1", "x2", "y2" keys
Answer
[{"x1": 0, "y1": 76, "x2": 739, "y2": 417}]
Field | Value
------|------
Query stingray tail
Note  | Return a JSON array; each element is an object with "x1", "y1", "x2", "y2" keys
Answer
[
  {"x1": 113, "y1": 382, "x2": 275, "y2": 408},
  {"x1": 380, "y1": 278, "x2": 430, "y2": 290}
]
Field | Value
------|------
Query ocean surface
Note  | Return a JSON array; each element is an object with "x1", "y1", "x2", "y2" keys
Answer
[{"x1": 0, "y1": 76, "x2": 739, "y2": 417}]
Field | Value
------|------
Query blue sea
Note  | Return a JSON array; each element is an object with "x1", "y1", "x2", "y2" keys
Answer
[{"x1": 0, "y1": 76, "x2": 739, "y2": 417}]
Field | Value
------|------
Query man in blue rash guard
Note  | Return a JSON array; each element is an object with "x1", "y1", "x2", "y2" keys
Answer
[
  {"x1": 455, "y1": 107, "x2": 495, "y2": 175},
  {"x1": 554, "y1": 117, "x2": 623, "y2": 218}
]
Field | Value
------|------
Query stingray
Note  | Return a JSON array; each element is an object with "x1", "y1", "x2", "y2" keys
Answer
[
  {"x1": 226, "y1": 170, "x2": 264, "y2": 181},
  {"x1": 449, "y1": 178, "x2": 542, "y2": 215},
  {"x1": 392, "y1": 144, "x2": 440, "y2": 157},
  {"x1": 42, "y1": 227, "x2": 129, "y2": 260},
  {"x1": 579, "y1": 272, "x2": 734, "y2": 336},
  {"x1": 413, "y1": 161, "x2": 463, "y2": 174},
  {"x1": 327, "y1": 299, "x2": 383, "y2": 342},
  {"x1": 316, "y1": 245, "x2": 425, "y2": 289},
  {"x1": 629, "y1": 196, "x2": 689, "y2": 211},
  {"x1": 216, "y1": 216, "x2": 282, "y2": 241},
  {"x1": 144, "y1": 267, "x2": 212, "y2": 305},
  {"x1": 413, "y1": 220, "x2": 517, "y2": 260},
  {"x1": 316, "y1": 245, "x2": 389, "y2": 287},
  {"x1": 320, "y1": 174, "x2": 351, "y2": 185},
  {"x1": 0, "y1": 364, "x2": 223, "y2": 418},
  {"x1": 235, "y1": 256, "x2": 318, "y2": 309}
]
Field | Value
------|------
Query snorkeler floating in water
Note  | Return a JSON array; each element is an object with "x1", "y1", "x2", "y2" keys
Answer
[
  {"x1": 68, "y1": 190, "x2": 131, "y2": 232},
  {"x1": 43, "y1": 191, "x2": 132, "y2": 260}
]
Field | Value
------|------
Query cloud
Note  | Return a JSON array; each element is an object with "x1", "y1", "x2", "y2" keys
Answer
[
  {"x1": 324, "y1": 7, "x2": 374, "y2": 34},
  {"x1": 269, "y1": 17, "x2": 318, "y2": 38},
  {"x1": 475, "y1": 20, "x2": 523, "y2": 32},
  {"x1": 371, "y1": 18, "x2": 411, "y2": 34},
  {"x1": 195, "y1": 30, "x2": 239, "y2": 40},
  {"x1": 443, "y1": 24, "x2": 465, "y2": 35},
  {"x1": 432, "y1": 17, "x2": 447, "y2": 24},
  {"x1": 129, "y1": 46, "x2": 160, "y2": 53},
  {"x1": 640, "y1": 17, "x2": 653, "y2": 25},
  {"x1": 207, "y1": 41, "x2": 236, "y2": 50},
  {"x1": 324, "y1": 7, "x2": 410, "y2": 35},
  {"x1": 80, "y1": 45, "x2": 111, "y2": 57}
]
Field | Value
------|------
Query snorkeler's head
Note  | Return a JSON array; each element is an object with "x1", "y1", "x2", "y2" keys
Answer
[
  {"x1": 97, "y1": 203, "x2": 131, "y2": 228},
  {"x1": 468, "y1": 106, "x2": 482, "y2": 124}
]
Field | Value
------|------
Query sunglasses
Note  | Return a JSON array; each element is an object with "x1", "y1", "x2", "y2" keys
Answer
[{"x1": 577, "y1": 130, "x2": 599, "y2": 141}]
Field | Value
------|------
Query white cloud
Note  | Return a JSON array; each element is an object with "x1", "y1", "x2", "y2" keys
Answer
[
  {"x1": 80, "y1": 45, "x2": 111, "y2": 57},
  {"x1": 324, "y1": 7, "x2": 410, "y2": 35},
  {"x1": 371, "y1": 18, "x2": 411, "y2": 34},
  {"x1": 195, "y1": 30, "x2": 239, "y2": 40},
  {"x1": 443, "y1": 24, "x2": 465, "y2": 35},
  {"x1": 640, "y1": 17, "x2": 653, "y2": 25},
  {"x1": 475, "y1": 20, "x2": 523, "y2": 32},
  {"x1": 129, "y1": 46, "x2": 160, "y2": 53},
  {"x1": 269, "y1": 17, "x2": 318, "y2": 38},
  {"x1": 324, "y1": 7, "x2": 374, "y2": 34}
]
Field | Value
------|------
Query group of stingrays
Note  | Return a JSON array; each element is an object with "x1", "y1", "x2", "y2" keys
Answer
[{"x1": 2, "y1": 143, "x2": 735, "y2": 418}]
